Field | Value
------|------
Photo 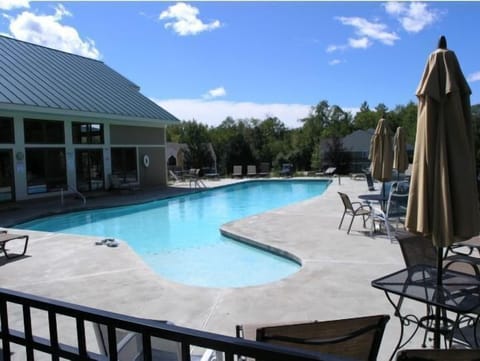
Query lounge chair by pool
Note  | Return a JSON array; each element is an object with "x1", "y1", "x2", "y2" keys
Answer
[
  {"x1": 232, "y1": 165, "x2": 242, "y2": 178},
  {"x1": 0, "y1": 231, "x2": 29, "y2": 259}
]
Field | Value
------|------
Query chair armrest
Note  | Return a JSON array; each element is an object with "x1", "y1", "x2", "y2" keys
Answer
[
  {"x1": 447, "y1": 245, "x2": 474, "y2": 256},
  {"x1": 351, "y1": 201, "x2": 364, "y2": 207},
  {"x1": 443, "y1": 256, "x2": 480, "y2": 276},
  {"x1": 351, "y1": 202, "x2": 372, "y2": 210}
]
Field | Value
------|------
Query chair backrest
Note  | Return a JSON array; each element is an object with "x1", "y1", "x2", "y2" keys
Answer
[
  {"x1": 233, "y1": 165, "x2": 242, "y2": 175},
  {"x1": 396, "y1": 348, "x2": 480, "y2": 361},
  {"x1": 259, "y1": 162, "x2": 270, "y2": 173},
  {"x1": 338, "y1": 192, "x2": 354, "y2": 212},
  {"x1": 395, "y1": 230, "x2": 437, "y2": 267},
  {"x1": 254, "y1": 315, "x2": 390, "y2": 361},
  {"x1": 385, "y1": 181, "x2": 409, "y2": 218},
  {"x1": 247, "y1": 165, "x2": 256, "y2": 174},
  {"x1": 325, "y1": 167, "x2": 336, "y2": 175}
]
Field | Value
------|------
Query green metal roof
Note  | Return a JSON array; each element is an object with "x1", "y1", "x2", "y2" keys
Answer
[{"x1": 0, "y1": 36, "x2": 179, "y2": 123}]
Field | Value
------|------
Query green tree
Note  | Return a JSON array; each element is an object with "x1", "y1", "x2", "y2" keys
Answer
[
  {"x1": 390, "y1": 101, "x2": 418, "y2": 145},
  {"x1": 167, "y1": 120, "x2": 213, "y2": 170},
  {"x1": 310, "y1": 144, "x2": 322, "y2": 171},
  {"x1": 353, "y1": 101, "x2": 378, "y2": 130},
  {"x1": 300, "y1": 100, "x2": 353, "y2": 172},
  {"x1": 323, "y1": 136, "x2": 351, "y2": 174}
]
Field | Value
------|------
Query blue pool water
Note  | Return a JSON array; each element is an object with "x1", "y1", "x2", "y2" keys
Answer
[{"x1": 18, "y1": 180, "x2": 329, "y2": 288}]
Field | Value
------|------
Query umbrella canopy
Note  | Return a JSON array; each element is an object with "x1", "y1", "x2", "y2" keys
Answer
[
  {"x1": 369, "y1": 118, "x2": 393, "y2": 182},
  {"x1": 393, "y1": 127, "x2": 409, "y2": 174},
  {"x1": 405, "y1": 38, "x2": 480, "y2": 248}
]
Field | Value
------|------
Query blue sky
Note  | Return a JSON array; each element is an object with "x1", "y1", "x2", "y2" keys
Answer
[{"x1": 1, "y1": 1, "x2": 479, "y2": 128}]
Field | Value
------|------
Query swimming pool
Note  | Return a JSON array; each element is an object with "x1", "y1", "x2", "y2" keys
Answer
[{"x1": 18, "y1": 180, "x2": 329, "y2": 288}]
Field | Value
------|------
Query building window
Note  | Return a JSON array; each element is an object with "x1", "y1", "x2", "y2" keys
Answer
[
  {"x1": 72, "y1": 122, "x2": 104, "y2": 144},
  {"x1": 111, "y1": 148, "x2": 137, "y2": 182},
  {"x1": 0, "y1": 117, "x2": 14, "y2": 143},
  {"x1": 24, "y1": 119, "x2": 64, "y2": 144},
  {"x1": 26, "y1": 148, "x2": 67, "y2": 194}
]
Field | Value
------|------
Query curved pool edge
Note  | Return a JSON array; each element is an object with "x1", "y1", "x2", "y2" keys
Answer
[
  {"x1": 12, "y1": 178, "x2": 330, "y2": 288},
  {"x1": 219, "y1": 227, "x2": 302, "y2": 266}
]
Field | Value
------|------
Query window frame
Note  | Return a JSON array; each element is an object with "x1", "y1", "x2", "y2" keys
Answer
[
  {"x1": 72, "y1": 122, "x2": 104, "y2": 144},
  {"x1": 24, "y1": 118, "x2": 65, "y2": 144}
]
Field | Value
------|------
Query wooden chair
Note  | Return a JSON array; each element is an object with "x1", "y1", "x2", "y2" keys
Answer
[
  {"x1": 338, "y1": 192, "x2": 371, "y2": 234},
  {"x1": 236, "y1": 314, "x2": 390, "y2": 361}
]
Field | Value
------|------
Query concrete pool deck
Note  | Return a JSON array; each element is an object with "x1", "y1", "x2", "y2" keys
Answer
[{"x1": 0, "y1": 176, "x2": 429, "y2": 360}]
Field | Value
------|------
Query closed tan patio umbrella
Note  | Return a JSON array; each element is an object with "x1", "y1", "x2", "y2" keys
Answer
[
  {"x1": 369, "y1": 117, "x2": 393, "y2": 202},
  {"x1": 406, "y1": 36, "x2": 479, "y2": 248},
  {"x1": 393, "y1": 127, "x2": 409, "y2": 175},
  {"x1": 405, "y1": 36, "x2": 480, "y2": 348}
]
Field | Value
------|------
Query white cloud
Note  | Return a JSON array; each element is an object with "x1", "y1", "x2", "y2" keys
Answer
[
  {"x1": 336, "y1": 16, "x2": 399, "y2": 46},
  {"x1": 384, "y1": 2, "x2": 440, "y2": 33},
  {"x1": 153, "y1": 98, "x2": 313, "y2": 129},
  {"x1": 326, "y1": 44, "x2": 347, "y2": 53},
  {"x1": 0, "y1": 0, "x2": 29, "y2": 10},
  {"x1": 467, "y1": 71, "x2": 480, "y2": 83},
  {"x1": 348, "y1": 37, "x2": 371, "y2": 49},
  {"x1": 6, "y1": 4, "x2": 100, "y2": 59},
  {"x1": 159, "y1": 2, "x2": 221, "y2": 36},
  {"x1": 328, "y1": 59, "x2": 342, "y2": 66},
  {"x1": 204, "y1": 86, "x2": 226, "y2": 99},
  {"x1": 384, "y1": 1, "x2": 404, "y2": 16}
]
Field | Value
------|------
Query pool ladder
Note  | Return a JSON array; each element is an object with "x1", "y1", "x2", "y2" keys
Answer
[
  {"x1": 60, "y1": 186, "x2": 86, "y2": 206},
  {"x1": 189, "y1": 178, "x2": 207, "y2": 189}
]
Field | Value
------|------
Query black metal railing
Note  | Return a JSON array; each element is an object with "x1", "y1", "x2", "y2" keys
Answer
[{"x1": 0, "y1": 288, "x2": 347, "y2": 361}]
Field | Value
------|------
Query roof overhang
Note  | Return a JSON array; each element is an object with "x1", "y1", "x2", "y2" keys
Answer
[{"x1": 0, "y1": 103, "x2": 180, "y2": 126}]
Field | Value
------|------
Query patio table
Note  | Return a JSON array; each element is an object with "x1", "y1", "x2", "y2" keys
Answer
[
  {"x1": 358, "y1": 193, "x2": 389, "y2": 235},
  {"x1": 358, "y1": 193, "x2": 388, "y2": 209},
  {"x1": 371, "y1": 265, "x2": 480, "y2": 360}
]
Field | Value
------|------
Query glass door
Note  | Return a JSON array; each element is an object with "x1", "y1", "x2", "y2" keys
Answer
[
  {"x1": 75, "y1": 149, "x2": 104, "y2": 192},
  {"x1": 0, "y1": 150, "x2": 14, "y2": 202}
]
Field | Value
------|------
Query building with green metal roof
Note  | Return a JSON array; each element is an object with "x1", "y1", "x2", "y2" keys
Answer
[{"x1": 0, "y1": 35, "x2": 180, "y2": 202}]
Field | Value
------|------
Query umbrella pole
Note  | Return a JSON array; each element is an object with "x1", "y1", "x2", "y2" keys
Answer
[
  {"x1": 381, "y1": 182, "x2": 386, "y2": 211},
  {"x1": 434, "y1": 247, "x2": 443, "y2": 348}
]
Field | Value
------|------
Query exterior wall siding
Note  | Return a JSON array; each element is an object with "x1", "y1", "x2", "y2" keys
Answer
[
  {"x1": 110, "y1": 124, "x2": 165, "y2": 145},
  {"x1": 138, "y1": 147, "x2": 167, "y2": 187}
]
